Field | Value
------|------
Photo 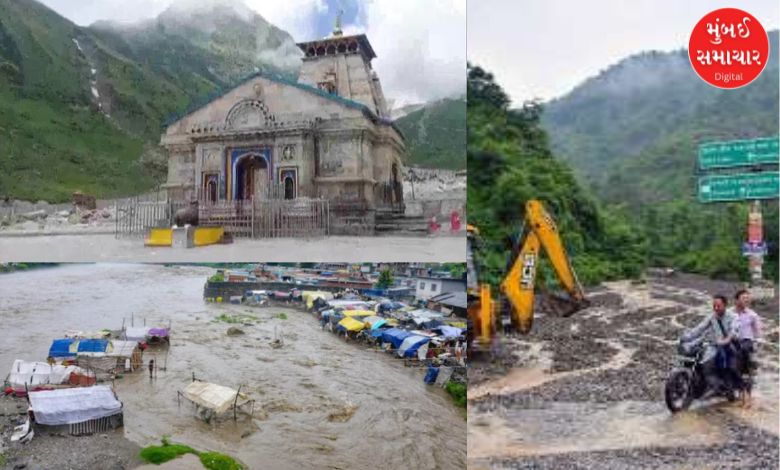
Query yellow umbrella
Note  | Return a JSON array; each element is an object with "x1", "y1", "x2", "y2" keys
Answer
[{"x1": 338, "y1": 317, "x2": 366, "y2": 332}]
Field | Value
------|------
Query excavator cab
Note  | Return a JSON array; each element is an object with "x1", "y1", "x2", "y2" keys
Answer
[{"x1": 467, "y1": 225, "x2": 495, "y2": 348}]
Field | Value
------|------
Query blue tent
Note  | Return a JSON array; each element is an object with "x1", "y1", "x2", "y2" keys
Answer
[
  {"x1": 397, "y1": 335, "x2": 431, "y2": 358},
  {"x1": 77, "y1": 339, "x2": 109, "y2": 353},
  {"x1": 381, "y1": 328, "x2": 412, "y2": 349},
  {"x1": 435, "y1": 325, "x2": 463, "y2": 339},
  {"x1": 48, "y1": 339, "x2": 75, "y2": 358}
]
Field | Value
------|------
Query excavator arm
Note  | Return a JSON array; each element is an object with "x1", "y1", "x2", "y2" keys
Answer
[{"x1": 500, "y1": 200, "x2": 587, "y2": 333}]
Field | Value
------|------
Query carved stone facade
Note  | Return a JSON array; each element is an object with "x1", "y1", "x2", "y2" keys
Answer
[{"x1": 160, "y1": 33, "x2": 405, "y2": 220}]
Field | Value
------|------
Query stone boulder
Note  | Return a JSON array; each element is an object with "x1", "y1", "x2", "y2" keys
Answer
[{"x1": 227, "y1": 327, "x2": 245, "y2": 336}]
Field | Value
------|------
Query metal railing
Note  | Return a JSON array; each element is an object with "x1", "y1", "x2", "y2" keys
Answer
[{"x1": 115, "y1": 198, "x2": 329, "y2": 239}]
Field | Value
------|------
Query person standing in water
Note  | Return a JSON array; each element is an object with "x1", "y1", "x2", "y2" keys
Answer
[{"x1": 731, "y1": 289, "x2": 762, "y2": 408}]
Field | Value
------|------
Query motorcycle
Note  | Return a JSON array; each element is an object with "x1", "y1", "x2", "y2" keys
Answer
[{"x1": 664, "y1": 336, "x2": 738, "y2": 413}]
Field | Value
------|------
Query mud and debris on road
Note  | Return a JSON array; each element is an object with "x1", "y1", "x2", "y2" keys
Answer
[{"x1": 468, "y1": 273, "x2": 779, "y2": 470}]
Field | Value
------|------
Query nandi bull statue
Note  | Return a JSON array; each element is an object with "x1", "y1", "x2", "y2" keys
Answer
[{"x1": 174, "y1": 200, "x2": 199, "y2": 227}]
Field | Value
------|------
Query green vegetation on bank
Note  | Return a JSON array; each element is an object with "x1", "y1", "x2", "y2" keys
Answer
[
  {"x1": 140, "y1": 437, "x2": 243, "y2": 470},
  {"x1": 467, "y1": 65, "x2": 646, "y2": 287},
  {"x1": 445, "y1": 381, "x2": 466, "y2": 408},
  {"x1": 0, "y1": 263, "x2": 59, "y2": 273}
]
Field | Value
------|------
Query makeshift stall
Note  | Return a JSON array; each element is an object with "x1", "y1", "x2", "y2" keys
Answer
[
  {"x1": 362, "y1": 316, "x2": 388, "y2": 330},
  {"x1": 381, "y1": 328, "x2": 413, "y2": 349},
  {"x1": 77, "y1": 340, "x2": 143, "y2": 378},
  {"x1": 7, "y1": 360, "x2": 93, "y2": 396},
  {"x1": 397, "y1": 335, "x2": 431, "y2": 358},
  {"x1": 178, "y1": 380, "x2": 255, "y2": 422},
  {"x1": 48, "y1": 339, "x2": 77, "y2": 361},
  {"x1": 107, "y1": 340, "x2": 143, "y2": 372},
  {"x1": 341, "y1": 310, "x2": 375, "y2": 318},
  {"x1": 27, "y1": 385, "x2": 123, "y2": 435},
  {"x1": 336, "y1": 317, "x2": 366, "y2": 333},
  {"x1": 302, "y1": 291, "x2": 334, "y2": 309},
  {"x1": 124, "y1": 325, "x2": 170, "y2": 345}
]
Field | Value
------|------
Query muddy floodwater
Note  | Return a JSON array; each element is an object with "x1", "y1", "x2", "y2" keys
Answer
[
  {"x1": 469, "y1": 275, "x2": 779, "y2": 470},
  {"x1": 0, "y1": 264, "x2": 466, "y2": 469}
]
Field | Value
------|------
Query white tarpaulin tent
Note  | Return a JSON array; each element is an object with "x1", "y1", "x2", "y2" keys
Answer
[
  {"x1": 180, "y1": 381, "x2": 253, "y2": 415},
  {"x1": 124, "y1": 327, "x2": 150, "y2": 342},
  {"x1": 7, "y1": 360, "x2": 83, "y2": 390},
  {"x1": 28, "y1": 385, "x2": 122, "y2": 425},
  {"x1": 107, "y1": 340, "x2": 138, "y2": 358}
]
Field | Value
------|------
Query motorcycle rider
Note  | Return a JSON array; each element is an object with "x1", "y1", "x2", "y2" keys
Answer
[{"x1": 683, "y1": 294, "x2": 740, "y2": 397}]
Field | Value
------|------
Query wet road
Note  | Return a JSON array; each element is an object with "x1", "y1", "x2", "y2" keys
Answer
[
  {"x1": 0, "y1": 264, "x2": 466, "y2": 469},
  {"x1": 0, "y1": 234, "x2": 464, "y2": 263},
  {"x1": 468, "y1": 277, "x2": 779, "y2": 470}
]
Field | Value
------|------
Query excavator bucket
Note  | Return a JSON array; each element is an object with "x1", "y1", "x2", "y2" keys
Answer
[{"x1": 537, "y1": 290, "x2": 590, "y2": 317}]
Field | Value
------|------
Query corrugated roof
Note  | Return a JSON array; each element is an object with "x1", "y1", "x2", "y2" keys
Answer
[{"x1": 429, "y1": 291, "x2": 467, "y2": 309}]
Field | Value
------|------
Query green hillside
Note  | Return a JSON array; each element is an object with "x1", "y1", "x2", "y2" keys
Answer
[
  {"x1": 394, "y1": 97, "x2": 466, "y2": 170},
  {"x1": 0, "y1": 0, "x2": 147, "y2": 201},
  {"x1": 541, "y1": 32, "x2": 779, "y2": 280},
  {"x1": 0, "y1": 0, "x2": 299, "y2": 202},
  {"x1": 467, "y1": 65, "x2": 646, "y2": 286}
]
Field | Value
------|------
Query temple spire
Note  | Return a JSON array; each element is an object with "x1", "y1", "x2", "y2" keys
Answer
[{"x1": 333, "y1": 9, "x2": 344, "y2": 37}]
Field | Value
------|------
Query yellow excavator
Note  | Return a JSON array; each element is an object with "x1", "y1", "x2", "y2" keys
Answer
[{"x1": 467, "y1": 200, "x2": 589, "y2": 346}]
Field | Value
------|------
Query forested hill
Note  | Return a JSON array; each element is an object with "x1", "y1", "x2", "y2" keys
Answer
[
  {"x1": 540, "y1": 32, "x2": 779, "y2": 280},
  {"x1": 543, "y1": 30, "x2": 779, "y2": 194},
  {"x1": 467, "y1": 65, "x2": 646, "y2": 286},
  {"x1": 394, "y1": 97, "x2": 466, "y2": 170}
]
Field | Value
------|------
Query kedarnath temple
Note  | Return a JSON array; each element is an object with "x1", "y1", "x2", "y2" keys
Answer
[{"x1": 160, "y1": 23, "x2": 406, "y2": 229}]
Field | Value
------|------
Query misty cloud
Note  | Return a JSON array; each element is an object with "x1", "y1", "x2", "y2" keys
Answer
[{"x1": 38, "y1": 0, "x2": 464, "y2": 107}]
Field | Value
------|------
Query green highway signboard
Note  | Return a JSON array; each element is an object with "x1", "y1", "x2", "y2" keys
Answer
[
  {"x1": 698, "y1": 137, "x2": 779, "y2": 170},
  {"x1": 698, "y1": 172, "x2": 779, "y2": 202}
]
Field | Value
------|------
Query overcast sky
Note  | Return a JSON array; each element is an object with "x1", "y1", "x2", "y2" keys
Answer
[
  {"x1": 469, "y1": 0, "x2": 780, "y2": 104},
  {"x1": 38, "y1": 0, "x2": 466, "y2": 107}
]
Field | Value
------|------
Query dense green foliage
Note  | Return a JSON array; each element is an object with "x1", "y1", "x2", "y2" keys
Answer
[
  {"x1": 394, "y1": 97, "x2": 466, "y2": 170},
  {"x1": 376, "y1": 269, "x2": 395, "y2": 289},
  {"x1": 542, "y1": 33, "x2": 779, "y2": 281},
  {"x1": 0, "y1": 0, "x2": 297, "y2": 202},
  {"x1": 468, "y1": 65, "x2": 647, "y2": 287}
]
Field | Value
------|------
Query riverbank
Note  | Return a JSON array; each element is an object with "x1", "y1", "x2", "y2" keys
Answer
[
  {"x1": 0, "y1": 394, "x2": 143, "y2": 470},
  {"x1": 468, "y1": 273, "x2": 779, "y2": 469}
]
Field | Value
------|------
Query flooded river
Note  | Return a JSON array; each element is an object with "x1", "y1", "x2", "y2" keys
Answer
[{"x1": 0, "y1": 264, "x2": 465, "y2": 470}]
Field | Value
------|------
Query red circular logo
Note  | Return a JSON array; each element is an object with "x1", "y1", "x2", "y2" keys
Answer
[{"x1": 689, "y1": 8, "x2": 769, "y2": 89}]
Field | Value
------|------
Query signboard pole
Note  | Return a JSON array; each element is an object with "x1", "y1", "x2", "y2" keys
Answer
[{"x1": 747, "y1": 200, "x2": 763, "y2": 285}]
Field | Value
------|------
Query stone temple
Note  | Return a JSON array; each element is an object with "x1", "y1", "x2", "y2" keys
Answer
[{"x1": 160, "y1": 28, "x2": 406, "y2": 233}]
